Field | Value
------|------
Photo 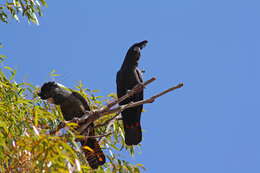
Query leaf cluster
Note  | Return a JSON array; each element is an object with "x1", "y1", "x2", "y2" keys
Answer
[
  {"x1": 0, "y1": 0, "x2": 47, "y2": 24},
  {"x1": 0, "y1": 58, "x2": 145, "y2": 172}
]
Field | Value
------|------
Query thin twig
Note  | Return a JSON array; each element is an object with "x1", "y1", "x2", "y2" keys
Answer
[
  {"x1": 150, "y1": 83, "x2": 184, "y2": 100},
  {"x1": 78, "y1": 133, "x2": 112, "y2": 141},
  {"x1": 99, "y1": 113, "x2": 120, "y2": 143},
  {"x1": 94, "y1": 112, "x2": 121, "y2": 129}
]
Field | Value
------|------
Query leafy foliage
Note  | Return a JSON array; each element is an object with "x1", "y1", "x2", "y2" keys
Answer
[
  {"x1": 0, "y1": 0, "x2": 47, "y2": 24},
  {"x1": 0, "y1": 58, "x2": 145, "y2": 172}
]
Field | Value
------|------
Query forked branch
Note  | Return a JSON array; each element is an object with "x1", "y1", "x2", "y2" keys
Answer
[{"x1": 50, "y1": 78, "x2": 184, "y2": 134}]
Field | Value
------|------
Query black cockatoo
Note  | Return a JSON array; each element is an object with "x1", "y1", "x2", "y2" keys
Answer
[
  {"x1": 38, "y1": 82, "x2": 105, "y2": 169},
  {"x1": 116, "y1": 40, "x2": 147, "y2": 145}
]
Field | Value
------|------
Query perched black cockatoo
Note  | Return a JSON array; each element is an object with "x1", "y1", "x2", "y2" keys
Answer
[
  {"x1": 38, "y1": 82, "x2": 105, "y2": 169},
  {"x1": 116, "y1": 40, "x2": 147, "y2": 145}
]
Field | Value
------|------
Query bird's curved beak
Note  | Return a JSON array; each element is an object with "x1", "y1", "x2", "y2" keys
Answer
[{"x1": 138, "y1": 40, "x2": 148, "y2": 49}]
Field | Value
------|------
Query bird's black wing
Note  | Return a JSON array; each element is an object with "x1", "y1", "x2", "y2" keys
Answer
[
  {"x1": 71, "y1": 91, "x2": 90, "y2": 111},
  {"x1": 116, "y1": 69, "x2": 143, "y2": 145}
]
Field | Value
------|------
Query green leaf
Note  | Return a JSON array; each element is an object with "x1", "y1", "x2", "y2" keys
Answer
[
  {"x1": 4, "y1": 66, "x2": 16, "y2": 80},
  {"x1": 39, "y1": 0, "x2": 48, "y2": 7},
  {"x1": 4, "y1": 66, "x2": 13, "y2": 71},
  {"x1": 66, "y1": 122, "x2": 78, "y2": 127},
  {"x1": 49, "y1": 69, "x2": 60, "y2": 77},
  {"x1": 13, "y1": 14, "x2": 19, "y2": 22},
  {"x1": 0, "y1": 54, "x2": 6, "y2": 58}
]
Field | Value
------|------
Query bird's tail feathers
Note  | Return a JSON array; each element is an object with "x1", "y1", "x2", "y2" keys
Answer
[
  {"x1": 124, "y1": 122, "x2": 142, "y2": 145},
  {"x1": 82, "y1": 138, "x2": 106, "y2": 169}
]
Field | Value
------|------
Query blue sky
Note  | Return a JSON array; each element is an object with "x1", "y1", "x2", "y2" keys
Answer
[{"x1": 1, "y1": 0, "x2": 260, "y2": 172}]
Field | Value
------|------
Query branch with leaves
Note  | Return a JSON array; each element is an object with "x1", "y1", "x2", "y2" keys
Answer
[{"x1": 0, "y1": 0, "x2": 47, "y2": 24}]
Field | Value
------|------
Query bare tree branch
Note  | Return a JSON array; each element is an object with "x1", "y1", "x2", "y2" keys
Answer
[
  {"x1": 76, "y1": 77, "x2": 157, "y2": 133},
  {"x1": 77, "y1": 82, "x2": 184, "y2": 133},
  {"x1": 123, "y1": 82, "x2": 185, "y2": 109},
  {"x1": 150, "y1": 83, "x2": 184, "y2": 100},
  {"x1": 49, "y1": 80, "x2": 184, "y2": 135}
]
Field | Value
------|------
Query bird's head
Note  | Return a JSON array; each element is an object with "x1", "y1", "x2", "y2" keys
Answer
[
  {"x1": 133, "y1": 40, "x2": 148, "y2": 50},
  {"x1": 121, "y1": 40, "x2": 148, "y2": 69},
  {"x1": 38, "y1": 82, "x2": 61, "y2": 103},
  {"x1": 129, "y1": 40, "x2": 148, "y2": 62}
]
